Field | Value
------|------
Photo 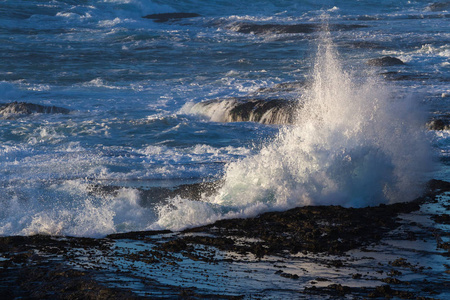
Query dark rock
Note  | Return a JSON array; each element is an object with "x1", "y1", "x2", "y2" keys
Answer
[
  {"x1": 427, "y1": 2, "x2": 450, "y2": 12},
  {"x1": 438, "y1": 242, "x2": 450, "y2": 250},
  {"x1": 228, "y1": 23, "x2": 367, "y2": 35},
  {"x1": 432, "y1": 213, "x2": 450, "y2": 224},
  {"x1": 427, "y1": 119, "x2": 450, "y2": 130},
  {"x1": 368, "y1": 285, "x2": 393, "y2": 298},
  {"x1": 327, "y1": 259, "x2": 344, "y2": 268},
  {"x1": 315, "y1": 277, "x2": 330, "y2": 281},
  {"x1": 142, "y1": 13, "x2": 201, "y2": 23},
  {"x1": 304, "y1": 284, "x2": 352, "y2": 297},
  {"x1": 230, "y1": 23, "x2": 317, "y2": 34},
  {"x1": 326, "y1": 284, "x2": 351, "y2": 296},
  {"x1": 379, "y1": 71, "x2": 428, "y2": 81},
  {"x1": 279, "y1": 272, "x2": 299, "y2": 279},
  {"x1": 157, "y1": 239, "x2": 190, "y2": 252},
  {"x1": 0, "y1": 101, "x2": 70, "y2": 117},
  {"x1": 17, "y1": 265, "x2": 137, "y2": 299},
  {"x1": 381, "y1": 277, "x2": 407, "y2": 285},
  {"x1": 178, "y1": 288, "x2": 243, "y2": 300},
  {"x1": 368, "y1": 284, "x2": 416, "y2": 299},
  {"x1": 181, "y1": 196, "x2": 425, "y2": 257},
  {"x1": 389, "y1": 258, "x2": 413, "y2": 268},
  {"x1": 140, "y1": 181, "x2": 221, "y2": 203},
  {"x1": 426, "y1": 179, "x2": 450, "y2": 193},
  {"x1": 0, "y1": 236, "x2": 135, "y2": 299},
  {"x1": 387, "y1": 269, "x2": 402, "y2": 277},
  {"x1": 88, "y1": 180, "x2": 221, "y2": 206},
  {"x1": 188, "y1": 97, "x2": 298, "y2": 125},
  {"x1": 367, "y1": 56, "x2": 405, "y2": 66},
  {"x1": 186, "y1": 80, "x2": 308, "y2": 125}
]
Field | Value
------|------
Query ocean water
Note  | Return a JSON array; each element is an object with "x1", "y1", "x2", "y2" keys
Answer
[{"x1": 0, "y1": 0, "x2": 448, "y2": 237}]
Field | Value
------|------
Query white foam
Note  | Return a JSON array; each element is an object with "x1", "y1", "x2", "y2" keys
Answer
[
  {"x1": 82, "y1": 78, "x2": 126, "y2": 90},
  {"x1": 0, "y1": 179, "x2": 154, "y2": 237},
  {"x1": 153, "y1": 34, "x2": 434, "y2": 231},
  {"x1": 382, "y1": 43, "x2": 450, "y2": 64}
]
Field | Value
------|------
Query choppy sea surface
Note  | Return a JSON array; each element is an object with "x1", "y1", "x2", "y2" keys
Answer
[{"x1": 0, "y1": 0, "x2": 449, "y2": 237}]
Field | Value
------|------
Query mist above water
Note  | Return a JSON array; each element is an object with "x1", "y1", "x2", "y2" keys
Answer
[{"x1": 154, "y1": 34, "x2": 434, "y2": 230}]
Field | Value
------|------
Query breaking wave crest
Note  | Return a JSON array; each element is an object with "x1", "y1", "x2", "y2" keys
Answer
[{"x1": 153, "y1": 34, "x2": 434, "y2": 231}]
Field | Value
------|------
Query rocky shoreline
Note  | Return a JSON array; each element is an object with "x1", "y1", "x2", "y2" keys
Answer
[{"x1": 1, "y1": 179, "x2": 449, "y2": 299}]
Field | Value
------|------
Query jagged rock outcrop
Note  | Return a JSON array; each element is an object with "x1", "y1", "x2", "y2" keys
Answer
[{"x1": 186, "y1": 97, "x2": 298, "y2": 125}]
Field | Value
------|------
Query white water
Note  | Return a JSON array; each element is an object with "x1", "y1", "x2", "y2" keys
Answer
[{"x1": 153, "y1": 35, "x2": 434, "y2": 230}]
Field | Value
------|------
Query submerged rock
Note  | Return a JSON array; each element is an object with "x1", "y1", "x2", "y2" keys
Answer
[
  {"x1": 88, "y1": 181, "x2": 221, "y2": 207},
  {"x1": 367, "y1": 56, "x2": 405, "y2": 66},
  {"x1": 0, "y1": 101, "x2": 70, "y2": 117},
  {"x1": 379, "y1": 71, "x2": 428, "y2": 81},
  {"x1": 230, "y1": 23, "x2": 317, "y2": 34},
  {"x1": 228, "y1": 23, "x2": 367, "y2": 34},
  {"x1": 142, "y1": 12, "x2": 201, "y2": 23},
  {"x1": 186, "y1": 97, "x2": 298, "y2": 125},
  {"x1": 427, "y1": 2, "x2": 450, "y2": 12},
  {"x1": 427, "y1": 119, "x2": 450, "y2": 130}
]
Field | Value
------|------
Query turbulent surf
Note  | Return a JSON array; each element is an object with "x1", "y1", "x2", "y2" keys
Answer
[
  {"x1": 0, "y1": 0, "x2": 446, "y2": 237},
  {"x1": 154, "y1": 32, "x2": 434, "y2": 230}
]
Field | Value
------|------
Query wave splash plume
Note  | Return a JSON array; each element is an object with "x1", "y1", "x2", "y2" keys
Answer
[{"x1": 154, "y1": 34, "x2": 433, "y2": 230}]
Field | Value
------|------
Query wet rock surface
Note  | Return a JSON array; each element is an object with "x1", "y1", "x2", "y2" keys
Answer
[
  {"x1": 228, "y1": 23, "x2": 367, "y2": 35},
  {"x1": 427, "y1": 2, "x2": 450, "y2": 12},
  {"x1": 182, "y1": 199, "x2": 422, "y2": 256},
  {"x1": 88, "y1": 181, "x2": 222, "y2": 205},
  {"x1": 0, "y1": 101, "x2": 71, "y2": 118},
  {"x1": 427, "y1": 118, "x2": 450, "y2": 130},
  {"x1": 1, "y1": 179, "x2": 449, "y2": 299},
  {"x1": 380, "y1": 71, "x2": 431, "y2": 82},
  {"x1": 367, "y1": 56, "x2": 405, "y2": 66},
  {"x1": 142, "y1": 13, "x2": 201, "y2": 23},
  {"x1": 187, "y1": 97, "x2": 298, "y2": 124}
]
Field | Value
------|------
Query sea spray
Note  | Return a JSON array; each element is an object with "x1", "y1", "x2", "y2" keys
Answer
[
  {"x1": 0, "y1": 179, "x2": 154, "y2": 237},
  {"x1": 153, "y1": 35, "x2": 434, "y2": 230}
]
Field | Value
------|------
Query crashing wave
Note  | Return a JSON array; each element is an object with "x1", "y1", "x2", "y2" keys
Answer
[{"x1": 154, "y1": 33, "x2": 433, "y2": 231}]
